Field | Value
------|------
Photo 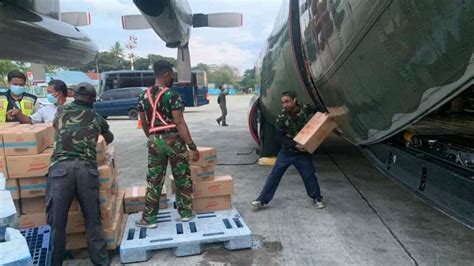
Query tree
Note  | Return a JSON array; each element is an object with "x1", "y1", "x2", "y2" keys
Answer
[
  {"x1": 0, "y1": 60, "x2": 30, "y2": 86},
  {"x1": 134, "y1": 57, "x2": 151, "y2": 70},
  {"x1": 240, "y1": 67, "x2": 255, "y2": 89},
  {"x1": 192, "y1": 63, "x2": 210, "y2": 73},
  {"x1": 0, "y1": 60, "x2": 17, "y2": 86},
  {"x1": 110, "y1": 41, "x2": 124, "y2": 59},
  {"x1": 147, "y1": 54, "x2": 176, "y2": 66},
  {"x1": 208, "y1": 64, "x2": 240, "y2": 87}
]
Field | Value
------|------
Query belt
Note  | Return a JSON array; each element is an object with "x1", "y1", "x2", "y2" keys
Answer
[{"x1": 150, "y1": 129, "x2": 178, "y2": 135}]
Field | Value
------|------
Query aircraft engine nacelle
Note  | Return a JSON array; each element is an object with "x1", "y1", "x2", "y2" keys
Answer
[{"x1": 131, "y1": 0, "x2": 192, "y2": 48}]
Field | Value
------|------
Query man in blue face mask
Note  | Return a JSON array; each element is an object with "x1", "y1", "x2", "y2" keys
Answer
[
  {"x1": 0, "y1": 70, "x2": 37, "y2": 123},
  {"x1": 8, "y1": 79, "x2": 67, "y2": 124}
]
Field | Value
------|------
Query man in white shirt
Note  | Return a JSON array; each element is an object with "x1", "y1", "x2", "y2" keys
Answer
[{"x1": 7, "y1": 79, "x2": 68, "y2": 124}]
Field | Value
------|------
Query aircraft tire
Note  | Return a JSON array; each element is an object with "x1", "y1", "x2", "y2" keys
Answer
[{"x1": 259, "y1": 112, "x2": 280, "y2": 157}]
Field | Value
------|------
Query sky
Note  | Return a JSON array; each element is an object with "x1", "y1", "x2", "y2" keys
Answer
[{"x1": 61, "y1": 0, "x2": 284, "y2": 74}]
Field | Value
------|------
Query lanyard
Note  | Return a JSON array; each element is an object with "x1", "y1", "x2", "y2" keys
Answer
[{"x1": 145, "y1": 87, "x2": 177, "y2": 134}]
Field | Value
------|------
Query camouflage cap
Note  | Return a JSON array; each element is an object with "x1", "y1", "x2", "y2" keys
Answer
[{"x1": 75, "y1": 82, "x2": 97, "y2": 97}]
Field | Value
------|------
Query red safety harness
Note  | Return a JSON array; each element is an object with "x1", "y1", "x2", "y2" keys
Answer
[{"x1": 146, "y1": 87, "x2": 177, "y2": 134}]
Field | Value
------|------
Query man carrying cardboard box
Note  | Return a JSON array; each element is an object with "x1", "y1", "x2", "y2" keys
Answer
[
  {"x1": 251, "y1": 91, "x2": 325, "y2": 209},
  {"x1": 136, "y1": 61, "x2": 199, "y2": 229},
  {"x1": 47, "y1": 82, "x2": 114, "y2": 265}
]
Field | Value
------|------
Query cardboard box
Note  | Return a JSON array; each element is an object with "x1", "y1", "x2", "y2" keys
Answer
[
  {"x1": 124, "y1": 186, "x2": 167, "y2": 213},
  {"x1": 0, "y1": 122, "x2": 19, "y2": 129},
  {"x1": 99, "y1": 145, "x2": 116, "y2": 167},
  {"x1": 0, "y1": 124, "x2": 19, "y2": 156},
  {"x1": 6, "y1": 148, "x2": 53, "y2": 178},
  {"x1": 18, "y1": 211, "x2": 83, "y2": 231},
  {"x1": 19, "y1": 176, "x2": 47, "y2": 198},
  {"x1": 65, "y1": 232, "x2": 87, "y2": 250},
  {"x1": 19, "y1": 198, "x2": 115, "y2": 233},
  {"x1": 192, "y1": 195, "x2": 232, "y2": 212},
  {"x1": 190, "y1": 165, "x2": 215, "y2": 182},
  {"x1": 193, "y1": 175, "x2": 233, "y2": 198},
  {"x1": 19, "y1": 213, "x2": 47, "y2": 229},
  {"x1": 111, "y1": 155, "x2": 119, "y2": 195},
  {"x1": 66, "y1": 212, "x2": 127, "y2": 251},
  {"x1": 5, "y1": 178, "x2": 19, "y2": 200},
  {"x1": 293, "y1": 112, "x2": 337, "y2": 153},
  {"x1": 21, "y1": 197, "x2": 46, "y2": 214},
  {"x1": 124, "y1": 186, "x2": 145, "y2": 213},
  {"x1": 104, "y1": 211, "x2": 126, "y2": 250},
  {"x1": 32, "y1": 123, "x2": 54, "y2": 148},
  {"x1": 100, "y1": 189, "x2": 112, "y2": 209},
  {"x1": 21, "y1": 196, "x2": 80, "y2": 215},
  {"x1": 190, "y1": 147, "x2": 217, "y2": 167},
  {"x1": 3, "y1": 126, "x2": 49, "y2": 156},
  {"x1": 0, "y1": 155, "x2": 7, "y2": 178},
  {"x1": 67, "y1": 195, "x2": 117, "y2": 233},
  {"x1": 101, "y1": 194, "x2": 117, "y2": 230},
  {"x1": 69, "y1": 199, "x2": 81, "y2": 212},
  {"x1": 98, "y1": 159, "x2": 115, "y2": 190},
  {"x1": 111, "y1": 177, "x2": 118, "y2": 195},
  {"x1": 108, "y1": 213, "x2": 127, "y2": 250},
  {"x1": 96, "y1": 135, "x2": 107, "y2": 164},
  {"x1": 116, "y1": 189, "x2": 125, "y2": 212}
]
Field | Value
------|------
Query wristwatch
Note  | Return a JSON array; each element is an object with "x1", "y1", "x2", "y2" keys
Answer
[{"x1": 187, "y1": 142, "x2": 197, "y2": 151}]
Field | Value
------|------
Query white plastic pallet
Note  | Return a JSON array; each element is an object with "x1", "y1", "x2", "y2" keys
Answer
[{"x1": 119, "y1": 198, "x2": 253, "y2": 263}]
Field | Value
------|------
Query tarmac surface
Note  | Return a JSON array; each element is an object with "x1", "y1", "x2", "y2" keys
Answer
[{"x1": 66, "y1": 94, "x2": 474, "y2": 265}]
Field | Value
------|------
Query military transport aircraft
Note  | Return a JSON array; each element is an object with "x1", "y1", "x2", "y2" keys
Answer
[
  {"x1": 122, "y1": 0, "x2": 242, "y2": 82},
  {"x1": 131, "y1": 0, "x2": 473, "y2": 228},
  {"x1": 0, "y1": 0, "x2": 97, "y2": 67},
  {"x1": 248, "y1": 0, "x2": 473, "y2": 228}
]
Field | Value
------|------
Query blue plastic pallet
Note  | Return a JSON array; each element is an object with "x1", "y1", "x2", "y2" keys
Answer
[
  {"x1": 120, "y1": 198, "x2": 253, "y2": 263},
  {"x1": 20, "y1": 225, "x2": 52, "y2": 266}
]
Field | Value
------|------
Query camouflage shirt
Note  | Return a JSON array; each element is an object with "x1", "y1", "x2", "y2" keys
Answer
[
  {"x1": 275, "y1": 104, "x2": 316, "y2": 152},
  {"x1": 138, "y1": 86, "x2": 185, "y2": 128},
  {"x1": 51, "y1": 101, "x2": 114, "y2": 166}
]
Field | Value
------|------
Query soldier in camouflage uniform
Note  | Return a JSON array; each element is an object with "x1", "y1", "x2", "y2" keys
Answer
[
  {"x1": 47, "y1": 82, "x2": 114, "y2": 266},
  {"x1": 136, "y1": 60, "x2": 199, "y2": 228},
  {"x1": 251, "y1": 91, "x2": 325, "y2": 209}
]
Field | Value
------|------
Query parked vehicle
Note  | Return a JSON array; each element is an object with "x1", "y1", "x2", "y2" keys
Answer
[
  {"x1": 99, "y1": 70, "x2": 209, "y2": 107},
  {"x1": 93, "y1": 87, "x2": 145, "y2": 120}
]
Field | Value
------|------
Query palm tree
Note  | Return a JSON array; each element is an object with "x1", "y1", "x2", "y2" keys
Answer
[{"x1": 110, "y1": 41, "x2": 124, "y2": 58}]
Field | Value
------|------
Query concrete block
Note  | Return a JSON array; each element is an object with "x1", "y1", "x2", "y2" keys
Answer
[
  {"x1": 0, "y1": 191, "x2": 18, "y2": 228},
  {"x1": 0, "y1": 228, "x2": 32, "y2": 266}
]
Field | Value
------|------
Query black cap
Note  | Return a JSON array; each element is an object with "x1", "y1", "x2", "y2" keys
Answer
[
  {"x1": 281, "y1": 91, "x2": 297, "y2": 99},
  {"x1": 75, "y1": 82, "x2": 96, "y2": 97}
]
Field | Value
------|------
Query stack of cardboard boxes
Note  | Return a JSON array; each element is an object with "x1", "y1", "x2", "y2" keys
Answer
[
  {"x1": 170, "y1": 147, "x2": 234, "y2": 212},
  {"x1": 0, "y1": 123, "x2": 125, "y2": 251},
  {"x1": 0, "y1": 123, "x2": 51, "y2": 215}
]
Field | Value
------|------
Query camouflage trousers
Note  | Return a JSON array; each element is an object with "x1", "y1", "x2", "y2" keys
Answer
[{"x1": 143, "y1": 132, "x2": 193, "y2": 223}]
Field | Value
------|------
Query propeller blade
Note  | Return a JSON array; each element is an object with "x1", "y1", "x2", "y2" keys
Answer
[
  {"x1": 61, "y1": 12, "x2": 91, "y2": 27},
  {"x1": 193, "y1": 12, "x2": 243, "y2": 28},
  {"x1": 121, "y1": 15, "x2": 151, "y2": 30}
]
